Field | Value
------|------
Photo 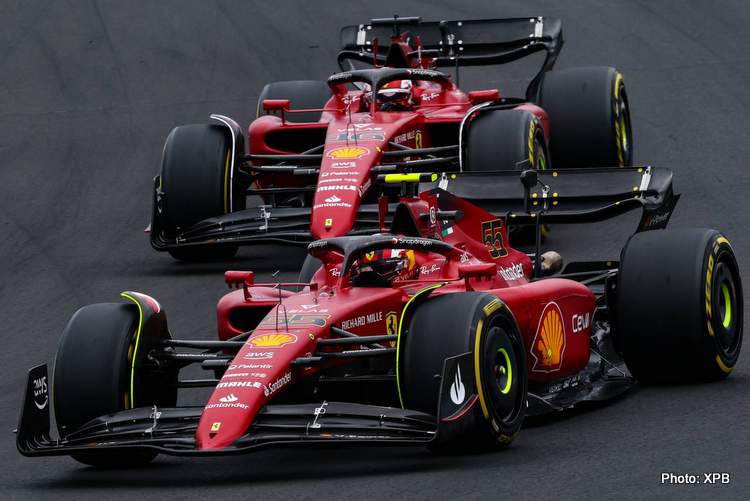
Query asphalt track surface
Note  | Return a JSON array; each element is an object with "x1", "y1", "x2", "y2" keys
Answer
[{"x1": 2, "y1": 1, "x2": 749, "y2": 499}]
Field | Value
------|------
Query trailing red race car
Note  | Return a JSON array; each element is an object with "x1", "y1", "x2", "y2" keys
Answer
[
  {"x1": 18, "y1": 167, "x2": 742, "y2": 466},
  {"x1": 149, "y1": 15, "x2": 632, "y2": 261}
]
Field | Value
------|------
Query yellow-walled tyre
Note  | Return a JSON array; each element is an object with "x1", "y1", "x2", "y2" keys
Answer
[
  {"x1": 616, "y1": 229, "x2": 742, "y2": 383},
  {"x1": 400, "y1": 293, "x2": 527, "y2": 451}
]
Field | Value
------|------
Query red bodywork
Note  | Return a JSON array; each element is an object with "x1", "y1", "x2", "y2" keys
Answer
[
  {"x1": 247, "y1": 37, "x2": 549, "y2": 241},
  {"x1": 199, "y1": 190, "x2": 594, "y2": 451}
]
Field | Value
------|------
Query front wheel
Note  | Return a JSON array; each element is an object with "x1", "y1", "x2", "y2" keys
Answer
[
  {"x1": 400, "y1": 293, "x2": 527, "y2": 451},
  {"x1": 615, "y1": 229, "x2": 743, "y2": 383},
  {"x1": 53, "y1": 295, "x2": 177, "y2": 466}
]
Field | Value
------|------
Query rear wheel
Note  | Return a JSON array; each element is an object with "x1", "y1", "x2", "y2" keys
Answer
[
  {"x1": 400, "y1": 293, "x2": 527, "y2": 451},
  {"x1": 616, "y1": 229, "x2": 743, "y2": 383},
  {"x1": 54, "y1": 300, "x2": 177, "y2": 466},
  {"x1": 538, "y1": 66, "x2": 632, "y2": 168},
  {"x1": 158, "y1": 124, "x2": 245, "y2": 261}
]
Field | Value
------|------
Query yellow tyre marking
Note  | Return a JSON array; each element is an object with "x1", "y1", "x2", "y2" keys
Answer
[
  {"x1": 527, "y1": 120, "x2": 536, "y2": 164},
  {"x1": 120, "y1": 293, "x2": 144, "y2": 410},
  {"x1": 474, "y1": 319, "x2": 490, "y2": 419},
  {"x1": 223, "y1": 148, "x2": 231, "y2": 214},
  {"x1": 483, "y1": 298, "x2": 502, "y2": 316},
  {"x1": 497, "y1": 348, "x2": 512, "y2": 394},
  {"x1": 716, "y1": 355, "x2": 733, "y2": 374},
  {"x1": 395, "y1": 283, "x2": 447, "y2": 408},
  {"x1": 613, "y1": 72, "x2": 625, "y2": 166}
]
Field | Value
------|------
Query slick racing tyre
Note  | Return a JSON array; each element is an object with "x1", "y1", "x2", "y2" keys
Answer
[
  {"x1": 464, "y1": 109, "x2": 548, "y2": 246},
  {"x1": 537, "y1": 66, "x2": 632, "y2": 168},
  {"x1": 464, "y1": 109, "x2": 548, "y2": 172},
  {"x1": 616, "y1": 229, "x2": 743, "y2": 383},
  {"x1": 400, "y1": 293, "x2": 527, "y2": 451},
  {"x1": 257, "y1": 80, "x2": 332, "y2": 123},
  {"x1": 159, "y1": 123, "x2": 245, "y2": 261},
  {"x1": 53, "y1": 297, "x2": 177, "y2": 466}
]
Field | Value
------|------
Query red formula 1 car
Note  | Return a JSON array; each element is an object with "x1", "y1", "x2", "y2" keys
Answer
[
  {"x1": 149, "y1": 15, "x2": 632, "y2": 261},
  {"x1": 19, "y1": 168, "x2": 742, "y2": 466}
]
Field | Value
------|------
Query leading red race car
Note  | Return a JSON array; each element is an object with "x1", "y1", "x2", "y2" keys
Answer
[
  {"x1": 18, "y1": 167, "x2": 742, "y2": 466},
  {"x1": 149, "y1": 15, "x2": 632, "y2": 261}
]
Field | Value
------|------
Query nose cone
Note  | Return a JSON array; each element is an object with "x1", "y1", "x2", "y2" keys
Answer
[{"x1": 195, "y1": 331, "x2": 311, "y2": 450}]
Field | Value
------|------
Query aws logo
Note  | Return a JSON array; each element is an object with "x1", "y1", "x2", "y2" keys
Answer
[{"x1": 531, "y1": 302, "x2": 566, "y2": 372}]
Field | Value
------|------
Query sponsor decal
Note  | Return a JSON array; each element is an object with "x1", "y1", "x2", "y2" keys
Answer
[
  {"x1": 327, "y1": 146, "x2": 370, "y2": 159},
  {"x1": 206, "y1": 393, "x2": 249, "y2": 410},
  {"x1": 318, "y1": 185, "x2": 358, "y2": 192},
  {"x1": 481, "y1": 219, "x2": 508, "y2": 258},
  {"x1": 330, "y1": 161, "x2": 356, "y2": 169},
  {"x1": 449, "y1": 365, "x2": 466, "y2": 405},
  {"x1": 498, "y1": 263, "x2": 524, "y2": 281},
  {"x1": 329, "y1": 266, "x2": 341, "y2": 277},
  {"x1": 324, "y1": 194, "x2": 342, "y2": 203},
  {"x1": 531, "y1": 302, "x2": 566, "y2": 372},
  {"x1": 419, "y1": 263, "x2": 441, "y2": 275},
  {"x1": 217, "y1": 381, "x2": 263, "y2": 389},
  {"x1": 243, "y1": 351, "x2": 274, "y2": 360},
  {"x1": 341, "y1": 311, "x2": 384, "y2": 330},
  {"x1": 335, "y1": 132, "x2": 386, "y2": 141},
  {"x1": 324, "y1": 218, "x2": 333, "y2": 227},
  {"x1": 336, "y1": 124, "x2": 381, "y2": 131},
  {"x1": 263, "y1": 371, "x2": 292, "y2": 396},
  {"x1": 248, "y1": 333, "x2": 298, "y2": 349},
  {"x1": 392, "y1": 237, "x2": 432, "y2": 247},
  {"x1": 572, "y1": 312, "x2": 591, "y2": 333},
  {"x1": 222, "y1": 372, "x2": 267, "y2": 379},
  {"x1": 322, "y1": 170, "x2": 358, "y2": 176},
  {"x1": 259, "y1": 313, "x2": 329, "y2": 327},
  {"x1": 229, "y1": 363, "x2": 272, "y2": 370},
  {"x1": 309, "y1": 400, "x2": 328, "y2": 429},
  {"x1": 460, "y1": 252, "x2": 471, "y2": 263},
  {"x1": 442, "y1": 225, "x2": 455, "y2": 237},
  {"x1": 314, "y1": 202, "x2": 352, "y2": 209},
  {"x1": 429, "y1": 206, "x2": 436, "y2": 225},
  {"x1": 393, "y1": 130, "x2": 418, "y2": 144},
  {"x1": 32, "y1": 375, "x2": 48, "y2": 410},
  {"x1": 359, "y1": 179, "x2": 372, "y2": 196},
  {"x1": 409, "y1": 68, "x2": 440, "y2": 78},
  {"x1": 385, "y1": 311, "x2": 398, "y2": 347},
  {"x1": 210, "y1": 422, "x2": 221, "y2": 432},
  {"x1": 421, "y1": 91, "x2": 440, "y2": 102}
]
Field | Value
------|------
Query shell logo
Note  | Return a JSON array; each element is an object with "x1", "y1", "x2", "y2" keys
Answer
[
  {"x1": 531, "y1": 302, "x2": 566, "y2": 372},
  {"x1": 248, "y1": 333, "x2": 297, "y2": 348},
  {"x1": 327, "y1": 146, "x2": 370, "y2": 159}
]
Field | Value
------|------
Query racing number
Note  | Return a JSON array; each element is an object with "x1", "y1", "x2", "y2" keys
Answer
[{"x1": 482, "y1": 219, "x2": 508, "y2": 258}]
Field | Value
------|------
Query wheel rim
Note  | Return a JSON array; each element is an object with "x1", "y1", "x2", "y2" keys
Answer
[
  {"x1": 482, "y1": 323, "x2": 524, "y2": 423},
  {"x1": 495, "y1": 347, "x2": 513, "y2": 394},
  {"x1": 614, "y1": 82, "x2": 632, "y2": 166},
  {"x1": 711, "y1": 258, "x2": 741, "y2": 355}
]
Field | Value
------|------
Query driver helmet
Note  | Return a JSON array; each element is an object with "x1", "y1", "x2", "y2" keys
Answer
[
  {"x1": 376, "y1": 80, "x2": 413, "y2": 111},
  {"x1": 351, "y1": 248, "x2": 416, "y2": 286}
]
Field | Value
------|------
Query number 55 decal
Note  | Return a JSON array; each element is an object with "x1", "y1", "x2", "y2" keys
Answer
[{"x1": 481, "y1": 219, "x2": 508, "y2": 258}]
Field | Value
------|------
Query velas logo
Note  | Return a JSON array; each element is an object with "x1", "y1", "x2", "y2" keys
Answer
[
  {"x1": 531, "y1": 302, "x2": 566, "y2": 372},
  {"x1": 327, "y1": 146, "x2": 370, "y2": 159},
  {"x1": 248, "y1": 333, "x2": 297, "y2": 348},
  {"x1": 449, "y1": 364, "x2": 465, "y2": 405}
]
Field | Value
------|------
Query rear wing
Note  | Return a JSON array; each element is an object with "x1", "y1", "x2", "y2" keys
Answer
[
  {"x1": 339, "y1": 16, "x2": 563, "y2": 99},
  {"x1": 420, "y1": 166, "x2": 679, "y2": 232}
]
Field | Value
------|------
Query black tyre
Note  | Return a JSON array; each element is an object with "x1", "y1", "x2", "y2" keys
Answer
[
  {"x1": 257, "y1": 80, "x2": 332, "y2": 123},
  {"x1": 538, "y1": 66, "x2": 632, "y2": 168},
  {"x1": 54, "y1": 302, "x2": 177, "y2": 466},
  {"x1": 464, "y1": 109, "x2": 547, "y2": 172},
  {"x1": 400, "y1": 293, "x2": 527, "y2": 451},
  {"x1": 159, "y1": 124, "x2": 244, "y2": 261},
  {"x1": 616, "y1": 229, "x2": 743, "y2": 383}
]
